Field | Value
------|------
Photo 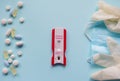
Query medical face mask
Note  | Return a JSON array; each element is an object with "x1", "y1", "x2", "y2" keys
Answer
[
  {"x1": 85, "y1": 21, "x2": 120, "y2": 61},
  {"x1": 86, "y1": 21, "x2": 120, "y2": 81},
  {"x1": 92, "y1": 1, "x2": 120, "y2": 33},
  {"x1": 88, "y1": 37, "x2": 120, "y2": 68},
  {"x1": 85, "y1": 1, "x2": 120, "y2": 81}
]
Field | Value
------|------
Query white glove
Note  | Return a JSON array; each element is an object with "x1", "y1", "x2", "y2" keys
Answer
[{"x1": 92, "y1": 0, "x2": 120, "y2": 33}]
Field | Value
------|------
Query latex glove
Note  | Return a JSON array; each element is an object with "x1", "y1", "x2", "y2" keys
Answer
[
  {"x1": 91, "y1": 64, "x2": 120, "y2": 81},
  {"x1": 92, "y1": 0, "x2": 120, "y2": 33}
]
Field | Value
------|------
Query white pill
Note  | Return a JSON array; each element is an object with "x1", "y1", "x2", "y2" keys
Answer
[
  {"x1": 6, "y1": 29, "x2": 12, "y2": 37},
  {"x1": 1, "y1": 18, "x2": 7, "y2": 25},
  {"x1": 10, "y1": 54, "x2": 15, "y2": 59},
  {"x1": 8, "y1": 58, "x2": 13, "y2": 63},
  {"x1": 5, "y1": 39, "x2": 11, "y2": 45},
  {"x1": 17, "y1": 51, "x2": 23, "y2": 57},
  {"x1": 19, "y1": 17, "x2": 24, "y2": 23},
  {"x1": 17, "y1": 1, "x2": 23, "y2": 8},
  {"x1": 16, "y1": 41, "x2": 24, "y2": 47},
  {"x1": 2, "y1": 68, "x2": 8, "y2": 74},
  {"x1": 8, "y1": 50, "x2": 13, "y2": 55},
  {"x1": 8, "y1": 18, "x2": 13, "y2": 24},
  {"x1": 6, "y1": 5, "x2": 11, "y2": 11},
  {"x1": 13, "y1": 60, "x2": 19, "y2": 66}
]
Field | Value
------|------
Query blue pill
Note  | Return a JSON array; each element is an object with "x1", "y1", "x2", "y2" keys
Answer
[
  {"x1": 4, "y1": 60, "x2": 10, "y2": 67},
  {"x1": 15, "y1": 35, "x2": 22, "y2": 40}
]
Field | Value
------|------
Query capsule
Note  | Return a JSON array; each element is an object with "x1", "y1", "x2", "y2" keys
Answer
[
  {"x1": 3, "y1": 50, "x2": 9, "y2": 59},
  {"x1": 10, "y1": 8, "x2": 18, "y2": 18},
  {"x1": 6, "y1": 29, "x2": 12, "y2": 37},
  {"x1": 15, "y1": 35, "x2": 22, "y2": 40},
  {"x1": 10, "y1": 65, "x2": 17, "y2": 76},
  {"x1": 4, "y1": 60, "x2": 10, "y2": 67},
  {"x1": 11, "y1": 28, "x2": 16, "y2": 38}
]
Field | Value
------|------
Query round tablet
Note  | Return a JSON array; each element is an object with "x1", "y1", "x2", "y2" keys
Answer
[
  {"x1": 1, "y1": 18, "x2": 7, "y2": 25},
  {"x1": 2, "y1": 68, "x2": 8, "y2": 74},
  {"x1": 6, "y1": 5, "x2": 11, "y2": 11},
  {"x1": 19, "y1": 17, "x2": 24, "y2": 23},
  {"x1": 17, "y1": 51, "x2": 22, "y2": 57},
  {"x1": 8, "y1": 18, "x2": 13, "y2": 24},
  {"x1": 10, "y1": 54, "x2": 15, "y2": 59},
  {"x1": 17, "y1": 1, "x2": 23, "y2": 8},
  {"x1": 8, "y1": 58, "x2": 13, "y2": 64},
  {"x1": 8, "y1": 50, "x2": 13, "y2": 55},
  {"x1": 5, "y1": 39, "x2": 11, "y2": 45},
  {"x1": 13, "y1": 60, "x2": 19, "y2": 66},
  {"x1": 16, "y1": 41, "x2": 23, "y2": 47}
]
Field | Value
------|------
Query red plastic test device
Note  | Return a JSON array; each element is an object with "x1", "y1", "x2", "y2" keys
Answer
[{"x1": 51, "y1": 28, "x2": 67, "y2": 66}]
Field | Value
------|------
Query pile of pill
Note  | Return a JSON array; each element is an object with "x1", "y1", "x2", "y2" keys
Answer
[
  {"x1": 3, "y1": 49, "x2": 23, "y2": 75},
  {"x1": 1, "y1": 1, "x2": 25, "y2": 26},
  {"x1": 1, "y1": 1, "x2": 25, "y2": 76}
]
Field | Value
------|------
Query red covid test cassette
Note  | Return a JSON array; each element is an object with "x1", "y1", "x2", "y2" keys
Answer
[{"x1": 51, "y1": 28, "x2": 67, "y2": 66}]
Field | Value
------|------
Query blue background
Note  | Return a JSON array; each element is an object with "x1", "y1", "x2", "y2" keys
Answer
[{"x1": 0, "y1": 0, "x2": 120, "y2": 81}]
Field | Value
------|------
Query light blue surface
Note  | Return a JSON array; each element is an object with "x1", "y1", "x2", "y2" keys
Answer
[{"x1": 0, "y1": 0, "x2": 120, "y2": 81}]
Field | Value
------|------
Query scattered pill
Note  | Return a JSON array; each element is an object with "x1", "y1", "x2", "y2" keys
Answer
[
  {"x1": 17, "y1": 51, "x2": 22, "y2": 57},
  {"x1": 11, "y1": 28, "x2": 16, "y2": 38},
  {"x1": 19, "y1": 17, "x2": 24, "y2": 23},
  {"x1": 10, "y1": 65, "x2": 17, "y2": 76},
  {"x1": 7, "y1": 18, "x2": 13, "y2": 24},
  {"x1": 10, "y1": 54, "x2": 15, "y2": 59},
  {"x1": 17, "y1": 1, "x2": 23, "y2": 8},
  {"x1": 6, "y1": 5, "x2": 11, "y2": 11},
  {"x1": 1, "y1": 18, "x2": 7, "y2": 25},
  {"x1": 15, "y1": 35, "x2": 22, "y2": 40},
  {"x1": 6, "y1": 29, "x2": 12, "y2": 37},
  {"x1": 10, "y1": 8, "x2": 18, "y2": 18},
  {"x1": 5, "y1": 38, "x2": 11, "y2": 45},
  {"x1": 13, "y1": 60, "x2": 19, "y2": 67},
  {"x1": 2, "y1": 68, "x2": 9, "y2": 74},
  {"x1": 4, "y1": 60, "x2": 10, "y2": 67},
  {"x1": 3, "y1": 50, "x2": 9, "y2": 59},
  {"x1": 8, "y1": 50, "x2": 13, "y2": 55},
  {"x1": 16, "y1": 41, "x2": 23, "y2": 47},
  {"x1": 8, "y1": 58, "x2": 13, "y2": 64}
]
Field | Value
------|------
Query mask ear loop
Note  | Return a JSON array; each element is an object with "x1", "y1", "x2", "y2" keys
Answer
[
  {"x1": 84, "y1": 20, "x2": 96, "y2": 42},
  {"x1": 84, "y1": 32, "x2": 92, "y2": 42}
]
